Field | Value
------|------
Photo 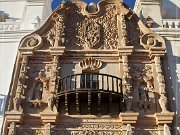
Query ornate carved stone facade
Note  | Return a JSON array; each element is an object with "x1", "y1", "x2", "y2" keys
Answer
[{"x1": 2, "y1": 0, "x2": 174, "y2": 135}]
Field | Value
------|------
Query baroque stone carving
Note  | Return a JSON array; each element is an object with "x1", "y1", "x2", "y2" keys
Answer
[
  {"x1": 126, "y1": 124, "x2": 133, "y2": 135},
  {"x1": 8, "y1": 122, "x2": 16, "y2": 135},
  {"x1": 79, "y1": 57, "x2": 102, "y2": 70},
  {"x1": 121, "y1": 13, "x2": 128, "y2": 46},
  {"x1": 20, "y1": 34, "x2": 42, "y2": 50},
  {"x1": 164, "y1": 124, "x2": 171, "y2": 135},
  {"x1": 66, "y1": 4, "x2": 118, "y2": 49},
  {"x1": 13, "y1": 56, "x2": 29, "y2": 111},
  {"x1": 140, "y1": 33, "x2": 165, "y2": 50},
  {"x1": 48, "y1": 92, "x2": 56, "y2": 111},
  {"x1": 71, "y1": 130, "x2": 122, "y2": 135},
  {"x1": 154, "y1": 56, "x2": 168, "y2": 112},
  {"x1": 84, "y1": 21, "x2": 100, "y2": 48}
]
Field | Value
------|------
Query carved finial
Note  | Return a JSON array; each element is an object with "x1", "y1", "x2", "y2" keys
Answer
[
  {"x1": 87, "y1": 2, "x2": 97, "y2": 13},
  {"x1": 146, "y1": 16, "x2": 154, "y2": 28}
]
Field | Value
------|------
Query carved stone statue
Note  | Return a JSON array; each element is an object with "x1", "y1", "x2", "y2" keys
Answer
[
  {"x1": 139, "y1": 86, "x2": 149, "y2": 101},
  {"x1": 159, "y1": 94, "x2": 168, "y2": 112},
  {"x1": 164, "y1": 124, "x2": 171, "y2": 135},
  {"x1": 48, "y1": 92, "x2": 55, "y2": 111},
  {"x1": 8, "y1": 122, "x2": 16, "y2": 135},
  {"x1": 13, "y1": 94, "x2": 21, "y2": 111},
  {"x1": 30, "y1": 70, "x2": 49, "y2": 100},
  {"x1": 33, "y1": 82, "x2": 43, "y2": 100}
]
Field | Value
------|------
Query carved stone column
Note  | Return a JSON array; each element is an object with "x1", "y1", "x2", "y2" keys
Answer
[
  {"x1": 154, "y1": 56, "x2": 168, "y2": 112},
  {"x1": 122, "y1": 55, "x2": 133, "y2": 112}
]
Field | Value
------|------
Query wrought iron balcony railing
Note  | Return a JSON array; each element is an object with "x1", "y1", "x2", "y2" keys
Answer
[{"x1": 56, "y1": 73, "x2": 123, "y2": 115}]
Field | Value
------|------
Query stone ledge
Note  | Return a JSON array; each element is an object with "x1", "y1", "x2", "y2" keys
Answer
[
  {"x1": 49, "y1": 46, "x2": 65, "y2": 56},
  {"x1": 154, "y1": 112, "x2": 174, "y2": 125}
]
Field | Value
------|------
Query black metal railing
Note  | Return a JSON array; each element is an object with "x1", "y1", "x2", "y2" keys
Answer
[{"x1": 56, "y1": 73, "x2": 123, "y2": 96}]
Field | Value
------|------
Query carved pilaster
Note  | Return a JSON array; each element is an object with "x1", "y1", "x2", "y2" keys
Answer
[
  {"x1": 122, "y1": 55, "x2": 133, "y2": 112},
  {"x1": 121, "y1": 13, "x2": 128, "y2": 46},
  {"x1": 154, "y1": 56, "x2": 168, "y2": 112},
  {"x1": 52, "y1": 13, "x2": 65, "y2": 47},
  {"x1": 49, "y1": 56, "x2": 60, "y2": 112},
  {"x1": 44, "y1": 123, "x2": 51, "y2": 135},
  {"x1": 13, "y1": 56, "x2": 29, "y2": 111}
]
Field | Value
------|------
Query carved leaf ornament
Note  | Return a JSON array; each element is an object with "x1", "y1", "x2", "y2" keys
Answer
[
  {"x1": 79, "y1": 57, "x2": 102, "y2": 70},
  {"x1": 84, "y1": 21, "x2": 100, "y2": 48}
]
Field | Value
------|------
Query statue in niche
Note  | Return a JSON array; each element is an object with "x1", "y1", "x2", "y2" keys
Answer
[
  {"x1": 139, "y1": 85, "x2": 149, "y2": 101},
  {"x1": 13, "y1": 91, "x2": 22, "y2": 111},
  {"x1": 29, "y1": 70, "x2": 49, "y2": 100}
]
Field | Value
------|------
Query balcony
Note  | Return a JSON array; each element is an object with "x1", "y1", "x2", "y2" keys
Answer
[
  {"x1": 162, "y1": 19, "x2": 180, "y2": 28},
  {"x1": 0, "y1": 22, "x2": 21, "y2": 31},
  {"x1": 56, "y1": 73, "x2": 123, "y2": 115}
]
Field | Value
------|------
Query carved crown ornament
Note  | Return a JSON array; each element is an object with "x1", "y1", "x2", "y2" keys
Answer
[
  {"x1": 79, "y1": 57, "x2": 103, "y2": 70},
  {"x1": 19, "y1": 34, "x2": 43, "y2": 55}
]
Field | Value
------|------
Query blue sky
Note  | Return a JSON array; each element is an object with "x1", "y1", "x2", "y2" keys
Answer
[{"x1": 52, "y1": 0, "x2": 136, "y2": 10}]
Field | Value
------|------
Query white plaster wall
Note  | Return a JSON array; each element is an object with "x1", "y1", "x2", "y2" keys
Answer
[
  {"x1": 0, "y1": 1, "x2": 26, "y2": 20},
  {"x1": 161, "y1": 0, "x2": 180, "y2": 19}
]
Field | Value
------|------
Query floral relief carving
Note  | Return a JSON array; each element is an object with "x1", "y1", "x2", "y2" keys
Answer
[
  {"x1": 84, "y1": 21, "x2": 100, "y2": 48},
  {"x1": 71, "y1": 130, "x2": 122, "y2": 135},
  {"x1": 79, "y1": 57, "x2": 102, "y2": 70},
  {"x1": 66, "y1": 4, "x2": 118, "y2": 49}
]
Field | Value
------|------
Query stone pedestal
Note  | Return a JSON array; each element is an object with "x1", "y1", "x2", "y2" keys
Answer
[
  {"x1": 154, "y1": 112, "x2": 174, "y2": 125},
  {"x1": 5, "y1": 111, "x2": 24, "y2": 123},
  {"x1": 40, "y1": 111, "x2": 58, "y2": 123},
  {"x1": 119, "y1": 113, "x2": 139, "y2": 124}
]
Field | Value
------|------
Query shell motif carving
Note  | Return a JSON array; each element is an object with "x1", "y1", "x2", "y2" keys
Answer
[{"x1": 79, "y1": 57, "x2": 102, "y2": 70}]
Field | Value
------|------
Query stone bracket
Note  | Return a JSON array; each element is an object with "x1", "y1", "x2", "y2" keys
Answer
[
  {"x1": 154, "y1": 112, "x2": 174, "y2": 125},
  {"x1": 119, "y1": 113, "x2": 139, "y2": 124},
  {"x1": 40, "y1": 112, "x2": 58, "y2": 123}
]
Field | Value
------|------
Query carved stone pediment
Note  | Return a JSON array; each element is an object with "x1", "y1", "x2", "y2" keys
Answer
[{"x1": 79, "y1": 57, "x2": 102, "y2": 70}]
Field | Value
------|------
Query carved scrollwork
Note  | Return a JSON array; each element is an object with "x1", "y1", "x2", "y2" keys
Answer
[
  {"x1": 79, "y1": 57, "x2": 102, "y2": 70},
  {"x1": 140, "y1": 33, "x2": 165, "y2": 50},
  {"x1": 20, "y1": 34, "x2": 42, "y2": 48}
]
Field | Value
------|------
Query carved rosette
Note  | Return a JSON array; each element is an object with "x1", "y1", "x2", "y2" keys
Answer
[
  {"x1": 154, "y1": 56, "x2": 168, "y2": 112},
  {"x1": 121, "y1": 13, "x2": 128, "y2": 46},
  {"x1": 79, "y1": 57, "x2": 102, "y2": 70},
  {"x1": 12, "y1": 56, "x2": 29, "y2": 111}
]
